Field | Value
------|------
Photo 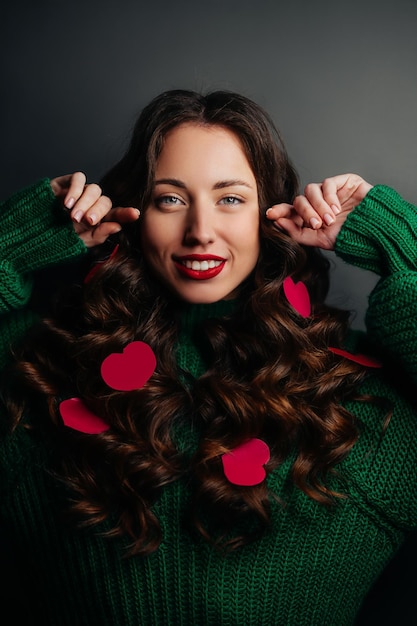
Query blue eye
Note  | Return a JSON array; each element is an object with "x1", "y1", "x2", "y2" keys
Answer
[
  {"x1": 154, "y1": 195, "x2": 184, "y2": 209},
  {"x1": 159, "y1": 196, "x2": 181, "y2": 205},
  {"x1": 220, "y1": 196, "x2": 241, "y2": 205}
]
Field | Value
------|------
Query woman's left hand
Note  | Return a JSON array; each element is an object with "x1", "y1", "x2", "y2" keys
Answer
[{"x1": 266, "y1": 173, "x2": 373, "y2": 250}]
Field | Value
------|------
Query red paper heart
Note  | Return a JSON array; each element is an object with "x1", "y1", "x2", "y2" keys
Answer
[
  {"x1": 328, "y1": 347, "x2": 382, "y2": 368},
  {"x1": 59, "y1": 398, "x2": 109, "y2": 434},
  {"x1": 101, "y1": 341, "x2": 157, "y2": 391},
  {"x1": 283, "y1": 276, "x2": 311, "y2": 317},
  {"x1": 221, "y1": 438, "x2": 270, "y2": 486}
]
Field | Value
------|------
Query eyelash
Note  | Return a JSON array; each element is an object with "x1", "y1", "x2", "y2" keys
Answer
[
  {"x1": 155, "y1": 195, "x2": 182, "y2": 207},
  {"x1": 219, "y1": 196, "x2": 242, "y2": 205},
  {"x1": 155, "y1": 195, "x2": 243, "y2": 208}
]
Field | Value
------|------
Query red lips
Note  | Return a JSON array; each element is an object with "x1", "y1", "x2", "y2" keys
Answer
[{"x1": 174, "y1": 254, "x2": 226, "y2": 280}]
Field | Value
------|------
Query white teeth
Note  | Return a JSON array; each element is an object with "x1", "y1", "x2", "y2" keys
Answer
[{"x1": 182, "y1": 259, "x2": 222, "y2": 271}]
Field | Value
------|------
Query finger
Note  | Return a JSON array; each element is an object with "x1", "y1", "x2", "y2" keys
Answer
[
  {"x1": 70, "y1": 184, "x2": 110, "y2": 224},
  {"x1": 265, "y1": 202, "x2": 294, "y2": 221},
  {"x1": 321, "y1": 174, "x2": 371, "y2": 208},
  {"x1": 62, "y1": 172, "x2": 87, "y2": 209},
  {"x1": 274, "y1": 215, "x2": 304, "y2": 237},
  {"x1": 102, "y1": 206, "x2": 140, "y2": 224},
  {"x1": 50, "y1": 175, "x2": 71, "y2": 198},
  {"x1": 266, "y1": 204, "x2": 305, "y2": 233},
  {"x1": 275, "y1": 217, "x2": 334, "y2": 249},
  {"x1": 290, "y1": 194, "x2": 334, "y2": 230},
  {"x1": 301, "y1": 185, "x2": 338, "y2": 226},
  {"x1": 79, "y1": 222, "x2": 123, "y2": 248},
  {"x1": 320, "y1": 175, "x2": 351, "y2": 208}
]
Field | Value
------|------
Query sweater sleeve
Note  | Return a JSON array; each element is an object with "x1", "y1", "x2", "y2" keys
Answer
[
  {"x1": 334, "y1": 185, "x2": 417, "y2": 276},
  {"x1": 335, "y1": 184, "x2": 417, "y2": 383},
  {"x1": 0, "y1": 178, "x2": 87, "y2": 313},
  {"x1": 0, "y1": 179, "x2": 87, "y2": 368}
]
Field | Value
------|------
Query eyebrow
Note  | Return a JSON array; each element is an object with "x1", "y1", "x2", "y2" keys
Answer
[{"x1": 153, "y1": 178, "x2": 254, "y2": 190}]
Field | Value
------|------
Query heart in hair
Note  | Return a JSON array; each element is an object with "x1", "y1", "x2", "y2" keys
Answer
[
  {"x1": 283, "y1": 276, "x2": 311, "y2": 317},
  {"x1": 101, "y1": 341, "x2": 157, "y2": 391},
  {"x1": 59, "y1": 398, "x2": 110, "y2": 434},
  {"x1": 328, "y1": 347, "x2": 382, "y2": 368},
  {"x1": 222, "y1": 438, "x2": 270, "y2": 486}
]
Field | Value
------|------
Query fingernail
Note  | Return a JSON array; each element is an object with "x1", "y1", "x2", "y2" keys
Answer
[
  {"x1": 323, "y1": 213, "x2": 335, "y2": 225},
  {"x1": 265, "y1": 208, "x2": 272, "y2": 216},
  {"x1": 331, "y1": 204, "x2": 341, "y2": 215},
  {"x1": 88, "y1": 214, "x2": 97, "y2": 225},
  {"x1": 65, "y1": 197, "x2": 75, "y2": 209},
  {"x1": 72, "y1": 210, "x2": 83, "y2": 223},
  {"x1": 310, "y1": 217, "x2": 321, "y2": 229}
]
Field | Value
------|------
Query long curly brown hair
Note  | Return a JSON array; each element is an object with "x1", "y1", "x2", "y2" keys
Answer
[{"x1": 5, "y1": 90, "x2": 369, "y2": 555}]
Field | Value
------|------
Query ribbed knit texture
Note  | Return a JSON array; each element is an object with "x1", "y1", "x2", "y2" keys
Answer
[
  {"x1": 0, "y1": 179, "x2": 87, "y2": 368},
  {"x1": 335, "y1": 184, "x2": 417, "y2": 384},
  {"x1": 1, "y1": 182, "x2": 417, "y2": 624},
  {"x1": 335, "y1": 185, "x2": 417, "y2": 276}
]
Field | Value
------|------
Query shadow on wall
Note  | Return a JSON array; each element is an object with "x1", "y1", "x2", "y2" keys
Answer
[{"x1": 323, "y1": 251, "x2": 379, "y2": 331}]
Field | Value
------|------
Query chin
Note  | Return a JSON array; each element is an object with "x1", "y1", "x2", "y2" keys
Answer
[
  {"x1": 174, "y1": 287, "x2": 235, "y2": 304},
  {"x1": 179, "y1": 293, "x2": 224, "y2": 304}
]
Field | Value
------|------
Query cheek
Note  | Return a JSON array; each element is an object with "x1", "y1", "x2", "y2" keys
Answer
[
  {"x1": 140, "y1": 217, "x2": 165, "y2": 257},
  {"x1": 139, "y1": 232, "x2": 160, "y2": 270},
  {"x1": 239, "y1": 216, "x2": 260, "y2": 254}
]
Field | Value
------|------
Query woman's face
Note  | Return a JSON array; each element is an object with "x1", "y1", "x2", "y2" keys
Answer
[{"x1": 140, "y1": 123, "x2": 260, "y2": 303}]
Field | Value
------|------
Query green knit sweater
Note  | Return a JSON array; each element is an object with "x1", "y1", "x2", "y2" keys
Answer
[
  {"x1": 0, "y1": 179, "x2": 87, "y2": 369},
  {"x1": 1, "y1": 180, "x2": 417, "y2": 625}
]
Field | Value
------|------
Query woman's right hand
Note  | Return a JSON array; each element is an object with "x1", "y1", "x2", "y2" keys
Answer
[{"x1": 50, "y1": 172, "x2": 139, "y2": 248}]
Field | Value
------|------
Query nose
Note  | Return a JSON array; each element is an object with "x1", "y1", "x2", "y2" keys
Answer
[{"x1": 183, "y1": 203, "x2": 215, "y2": 246}]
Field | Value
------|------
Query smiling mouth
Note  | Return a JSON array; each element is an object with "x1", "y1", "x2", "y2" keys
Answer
[
  {"x1": 174, "y1": 256, "x2": 226, "y2": 280},
  {"x1": 181, "y1": 258, "x2": 222, "y2": 271}
]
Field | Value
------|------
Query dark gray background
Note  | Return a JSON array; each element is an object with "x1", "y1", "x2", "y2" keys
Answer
[
  {"x1": 1, "y1": 1, "x2": 417, "y2": 623},
  {"x1": 1, "y1": 0, "x2": 417, "y2": 329}
]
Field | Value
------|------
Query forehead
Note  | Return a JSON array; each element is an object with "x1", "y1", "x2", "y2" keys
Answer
[{"x1": 155, "y1": 123, "x2": 255, "y2": 179}]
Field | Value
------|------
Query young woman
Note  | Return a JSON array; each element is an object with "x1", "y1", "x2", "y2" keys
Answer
[{"x1": 1, "y1": 89, "x2": 416, "y2": 626}]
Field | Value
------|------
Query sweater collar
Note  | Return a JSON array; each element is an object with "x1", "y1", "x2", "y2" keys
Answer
[{"x1": 178, "y1": 300, "x2": 238, "y2": 333}]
